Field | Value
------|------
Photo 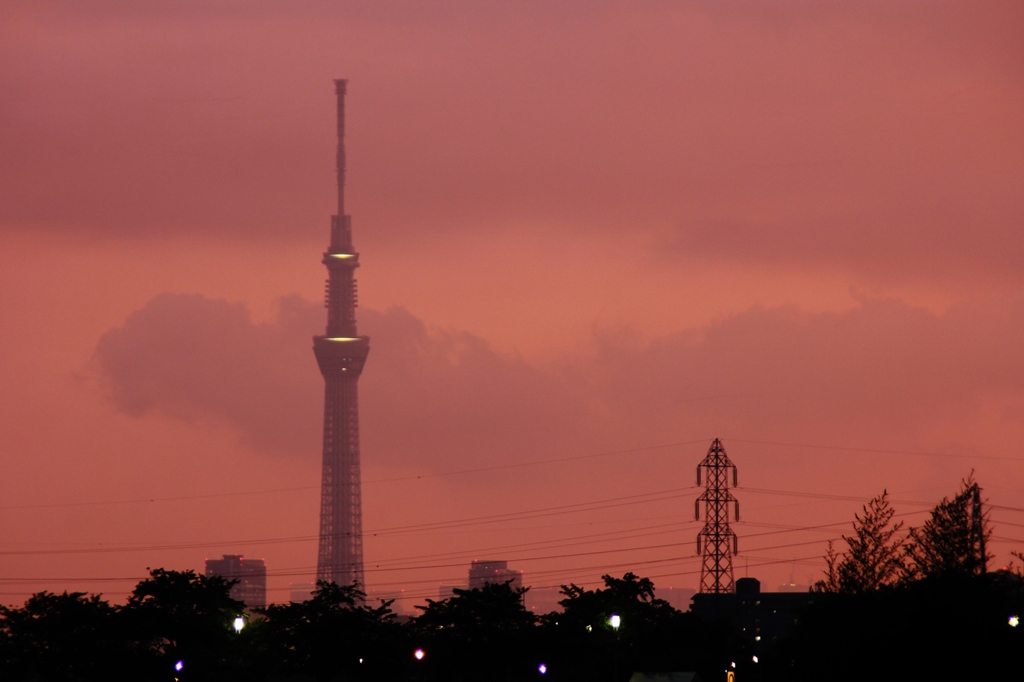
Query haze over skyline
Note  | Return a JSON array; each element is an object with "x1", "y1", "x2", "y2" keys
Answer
[{"x1": 1, "y1": 1, "x2": 1022, "y2": 607}]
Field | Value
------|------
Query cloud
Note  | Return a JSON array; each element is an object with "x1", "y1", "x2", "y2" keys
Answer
[
  {"x1": 94, "y1": 293, "x2": 320, "y2": 456},
  {"x1": 94, "y1": 291, "x2": 1024, "y2": 469},
  {"x1": 94, "y1": 293, "x2": 595, "y2": 465},
  {"x1": 3, "y1": 2, "x2": 1021, "y2": 286},
  {"x1": 592, "y1": 295, "x2": 1024, "y2": 443}
]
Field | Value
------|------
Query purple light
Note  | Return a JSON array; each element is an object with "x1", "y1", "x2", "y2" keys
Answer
[
  {"x1": 174, "y1": 660, "x2": 184, "y2": 672},
  {"x1": 414, "y1": 648, "x2": 425, "y2": 661},
  {"x1": 539, "y1": 663, "x2": 548, "y2": 674}
]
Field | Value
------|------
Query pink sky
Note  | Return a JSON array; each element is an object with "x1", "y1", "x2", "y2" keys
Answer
[{"x1": 1, "y1": 1, "x2": 1022, "y2": 609}]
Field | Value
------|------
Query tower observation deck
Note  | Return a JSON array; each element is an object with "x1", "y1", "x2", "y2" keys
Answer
[{"x1": 313, "y1": 79, "x2": 368, "y2": 588}]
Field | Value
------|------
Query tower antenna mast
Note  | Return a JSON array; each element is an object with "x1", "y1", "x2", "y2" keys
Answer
[{"x1": 313, "y1": 79, "x2": 369, "y2": 588}]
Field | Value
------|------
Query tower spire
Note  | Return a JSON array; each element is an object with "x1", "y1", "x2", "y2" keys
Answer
[
  {"x1": 314, "y1": 79, "x2": 369, "y2": 588},
  {"x1": 334, "y1": 78, "x2": 346, "y2": 230}
]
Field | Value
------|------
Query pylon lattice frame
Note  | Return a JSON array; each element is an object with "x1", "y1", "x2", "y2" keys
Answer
[{"x1": 695, "y1": 438, "x2": 739, "y2": 594}]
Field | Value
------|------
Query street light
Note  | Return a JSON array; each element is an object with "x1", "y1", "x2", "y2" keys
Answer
[
  {"x1": 414, "y1": 648, "x2": 425, "y2": 661},
  {"x1": 233, "y1": 616, "x2": 246, "y2": 633},
  {"x1": 609, "y1": 614, "x2": 621, "y2": 682}
]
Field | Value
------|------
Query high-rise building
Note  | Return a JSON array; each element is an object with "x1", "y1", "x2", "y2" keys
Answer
[
  {"x1": 468, "y1": 560, "x2": 523, "y2": 590},
  {"x1": 439, "y1": 584, "x2": 463, "y2": 600},
  {"x1": 524, "y1": 586, "x2": 563, "y2": 614},
  {"x1": 290, "y1": 582, "x2": 316, "y2": 603},
  {"x1": 690, "y1": 577, "x2": 815, "y2": 646},
  {"x1": 314, "y1": 79, "x2": 369, "y2": 588},
  {"x1": 205, "y1": 554, "x2": 266, "y2": 609},
  {"x1": 657, "y1": 585, "x2": 697, "y2": 612}
]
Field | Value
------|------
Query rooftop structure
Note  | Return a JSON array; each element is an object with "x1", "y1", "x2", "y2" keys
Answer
[
  {"x1": 468, "y1": 560, "x2": 523, "y2": 590},
  {"x1": 205, "y1": 554, "x2": 267, "y2": 609}
]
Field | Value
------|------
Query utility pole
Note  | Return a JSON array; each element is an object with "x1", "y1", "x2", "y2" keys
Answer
[
  {"x1": 970, "y1": 482, "x2": 987, "y2": 575},
  {"x1": 695, "y1": 438, "x2": 740, "y2": 594}
]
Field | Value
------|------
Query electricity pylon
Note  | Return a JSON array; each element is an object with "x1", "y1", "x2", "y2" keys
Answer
[{"x1": 695, "y1": 438, "x2": 740, "y2": 594}]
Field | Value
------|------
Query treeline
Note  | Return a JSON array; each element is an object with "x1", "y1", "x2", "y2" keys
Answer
[
  {"x1": 0, "y1": 571, "x2": 737, "y2": 682},
  {"x1": 770, "y1": 476, "x2": 1024, "y2": 681},
  {"x1": 2, "y1": 477, "x2": 1022, "y2": 682}
]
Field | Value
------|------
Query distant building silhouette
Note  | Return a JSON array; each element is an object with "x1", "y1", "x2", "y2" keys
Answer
[
  {"x1": 525, "y1": 585, "x2": 563, "y2": 614},
  {"x1": 657, "y1": 585, "x2": 697, "y2": 612},
  {"x1": 468, "y1": 560, "x2": 523, "y2": 590},
  {"x1": 289, "y1": 582, "x2": 315, "y2": 603},
  {"x1": 438, "y1": 584, "x2": 463, "y2": 600},
  {"x1": 776, "y1": 582, "x2": 811, "y2": 593},
  {"x1": 690, "y1": 577, "x2": 815, "y2": 646},
  {"x1": 205, "y1": 554, "x2": 266, "y2": 609}
]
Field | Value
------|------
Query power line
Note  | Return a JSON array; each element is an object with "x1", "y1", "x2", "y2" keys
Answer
[
  {"x1": 727, "y1": 437, "x2": 1021, "y2": 462},
  {"x1": 0, "y1": 439, "x2": 710, "y2": 512},
  {"x1": 4, "y1": 480, "x2": 1019, "y2": 599},
  {"x1": 0, "y1": 487, "x2": 697, "y2": 556},
  {"x1": 0, "y1": 526, "x2": 835, "y2": 591}
]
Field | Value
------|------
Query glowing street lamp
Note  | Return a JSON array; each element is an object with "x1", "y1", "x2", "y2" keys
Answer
[
  {"x1": 233, "y1": 616, "x2": 246, "y2": 633},
  {"x1": 414, "y1": 648, "x2": 425, "y2": 661},
  {"x1": 174, "y1": 660, "x2": 184, "y2": 672},
  {"x1": 1010, "y1": 615, "x2": 1020, "y2": 627},
  {"x1": 609, "y1": 614, "x2": 622, "y2": 682},
  {"x1": 538, "y1": 663, "x2": 548, "y2": 674}
]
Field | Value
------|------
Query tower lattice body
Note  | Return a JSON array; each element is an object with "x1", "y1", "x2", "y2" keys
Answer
[
  {"x1": 695, "y1": 438, "x2": 739, "y2": 594},
  {"x1": 314, "y1": 79, "x2": 368, "y2": 588}
]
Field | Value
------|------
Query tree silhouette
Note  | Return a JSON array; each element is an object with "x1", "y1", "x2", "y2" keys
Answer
[
  {"x1": 121, "y1": 568, "x2": 247, "y2": 681},
  {"x1": 545, "y1": 573, "x2": 729, "y2": 682},
  {"x1": 793, "y1": 478, "x2": 1022, "y2": 680},
  {"x1": 0, "y1": 590, "x2": 125, "y2": 681},
  {"x1": 415, "y1": 580, "x2": 535, "y2": 637},
  {"x1": 258, "y1": 579, "x2": 400, "y2": 681},
  {"x1": 815, "y1": 491, "x2": 905, "y2": 593},
  {"x1": 411, "y1": 580, "x2": 537, "y2": 681},
  {"x1": 905, "y1": 474, "x2": 991, "y2": 579}
]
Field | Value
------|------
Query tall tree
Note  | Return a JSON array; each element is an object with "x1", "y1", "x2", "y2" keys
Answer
[
  {"x1": 121, "y1": 568, "x2": 247, "y2": 681},
  {"x1": 0, "y1": 591, "x2": 124, "y2": 681},
  {"x1": 258, "y1": 580, "x2": 400, "y2": 681},
  {"x1": 905, "y1": 474, "x2": 991, "y2": 579},
  {"x1": 816, "y1": 491, "x2": 906, "y2": 593},
  {"x1": 412, "y1": 580, "x2": 537, "y2": 681},
  {"x1": 545, "y1": 573, "x2": 716, "y2": 682}
]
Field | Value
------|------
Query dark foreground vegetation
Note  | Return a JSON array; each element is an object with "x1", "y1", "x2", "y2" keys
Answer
[{"x1": 2, "y1": 477, "x2": 1022, "y2": 682}]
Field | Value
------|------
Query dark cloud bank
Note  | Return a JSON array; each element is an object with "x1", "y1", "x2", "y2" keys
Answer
[
  {"x1": 94, "y1": 293, "x2": 1024, "y2": 468},
  {"x1": 3, "y1": 3, "x2": 1021, "y2": 287}
]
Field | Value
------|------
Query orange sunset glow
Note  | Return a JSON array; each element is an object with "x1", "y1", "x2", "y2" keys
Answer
[{"x1": 1, "y1": 2, "x2": 1022, "y2": 611}]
